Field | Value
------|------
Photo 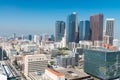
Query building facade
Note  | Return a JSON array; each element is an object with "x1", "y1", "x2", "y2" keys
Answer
[
  {"x1": 55, "y1": 21, "x2": 65, "y2": 42},
  {"x1": 57, "y1": 51, "x2": 79, "y2": 68},
  {"x1": 90, "y1": 14, "x2": 103, "y2": 42},
  {"x1": 79, "y1": 20, "x2": 90, "y2": 41},
  {"x1": 24, "y1": 54, "x2": 48, "y2": 76},
  {"x1": 104, "y1": 18, "x2": 114, "y2": 45},
  {"x1": 67, "y1": 12, "x2": 78, "y2": 43},
  {"x1": 28, "y1": 35, "x2": 32, "y2": 41},
  {"x1": 33, "y1": 35, "x2": 40, "y2": 44},
  {"x1": 84, "y1": 48, "x2": 120, "y2": 79}
]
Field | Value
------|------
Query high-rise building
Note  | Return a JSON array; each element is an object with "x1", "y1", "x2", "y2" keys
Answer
[
  {"x1": 105, "y1": 18, "x2": 114, "y2": 37},
  {"x1": 42, "y1": 34, "x2": 49, "y2": 42},
  {"x1": 103, "y1": 36, "x2": 113, "y2": 45},
  {"x1": 55, "y1": 21, "x2": 65, "y2": 42},
  {"x1": 84, "y1": 48, "x2": 120, "y2": 80},
  {"x1": 24, "y1": 54, "x2": 48, "y2": 77},
  {"x1": 34, "y1": 35, "x2": 40, "y2": 44},
  {"x1": 60, "y1": 29, "x2": 67, "y2": 48},
  {"x1": 67, "y1": 12, "x2": 78, "y2": 43},
  {"x1": 103, "y1": 18, "x2": 114, "y2": 45},
  {"x1": 12, "y1": 33, "x2": 16, "y2": 40},
  {"x1": 28, "y1": 34, "x2": 32, "y2": 41},
  {"x1": 79, "y1": 20, "x2": 90, "y2": 41},
  {"x1": 90, "y1": 14, "x2": 103, "y2": 42}
]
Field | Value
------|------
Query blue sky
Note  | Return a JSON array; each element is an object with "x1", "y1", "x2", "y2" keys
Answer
[{"x1": 0, "y1": 0, "x2": 120, "y2": 39}]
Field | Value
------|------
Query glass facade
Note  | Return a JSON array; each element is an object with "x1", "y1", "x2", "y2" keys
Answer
[
  {"x1": 67, "y1": 12, "x2": 77, "y2": 43},
  {"x1": 79, "y1": 20, "x2": 90, "y2": 41},
  {"x1": 84, "y1": 49, "x2": 120, "y2": 79},
  {"x1": 55, "y1": 21, "x2": 65, "y2": 42}
]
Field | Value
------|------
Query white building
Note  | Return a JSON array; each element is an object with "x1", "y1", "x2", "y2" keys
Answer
[
  {"x1": 20, "y1": 44, "x2": 38, "y2": 52},
  {"x1": 60, "y1": 29, "x2": 66, "y2": 48},
  {"x1": 24, "y1": 54, "x2": 48, "y2": 77},
  {"x1": 104, "y1": 18, "x2": 114, "y2": 45},
  {"x1": 94, "y1": 40, "x2": 103, "y2": 47},
  {"x1": 113, "y1": 39, "x2": 120, "y2": 50},
  {"x1": 34, "y1": 35, "x2": 40, "y2": 45},
  {"x1": 45, "y1": 68, "x2": 65, "y2": 80},
  {"x1": 42, "y1": 34, "x2": 49, "y2": 42},
  {"x1": 79, "y1": 41, "x2": 93, "y2": 49}
]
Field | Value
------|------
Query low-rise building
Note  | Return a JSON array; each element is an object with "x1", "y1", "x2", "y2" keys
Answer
[
  {"x1": 55, "y1": 68, "x2": 91, "y2": 80},
  {"x1": 24, "y1": 54, "x2": 48, "y2": 78},
  {"x1": 57, "y1": 51, "x2": 79, "y2": 68},
  {"x1": 45, "y1": 68, "x2": 65, "y2": 80}
]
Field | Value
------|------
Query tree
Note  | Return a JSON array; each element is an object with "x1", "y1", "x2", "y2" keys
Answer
[{"x1": 50, "y1": 61, "x2": 54, "y2": 65}]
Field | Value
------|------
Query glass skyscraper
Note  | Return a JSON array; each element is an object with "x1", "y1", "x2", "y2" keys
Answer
[
  {"x1": 55, "y1": 21, "x2": 65, "y2": 42},
  {"x1": 67, "y1": 12, "x2": 78, "y2": 43},
  {"x1": 79, "y1": 20, "x2": 90, "y2": 41},
  {"x1": 28, "y1": 34, "x2": 32, "y2": 41}
]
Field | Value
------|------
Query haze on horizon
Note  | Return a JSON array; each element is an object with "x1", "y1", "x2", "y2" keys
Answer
[{"x1": 0, "y1": 0, "x2": 120, "y2": 39}]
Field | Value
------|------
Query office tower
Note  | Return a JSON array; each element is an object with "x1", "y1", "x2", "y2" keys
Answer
[
  {"x1": 105, "y1": 18, "x2": 114, "y2": 37},
  {"x1": 12, "y1": 33, "x2": 16, "y2": 39},
  {"x1": 90, "y1": 14, "x2": 103, "y2": 42},
  {"x1": 60, "y1": 29, "x2": 67, "y2": 48},
  {"x1": 55, "y1": 21, "x2": 65, "y2": 42},
  {"x1": 28, "y1": 34, "x2": 32, "y2": 41},
  {"x1": 79, "y1": 20, "x2": 90, "y2": 41},
  {"x1": 103, "y1": 36, "x2": 113, "y2": 45},
  {"x1": 103, "y1": 18, "x2": 114, "y2": 45},
  {"x1": 75, "y1": 32, "x2": 79, "y2": 43},
  {"x1": 50, "y1": 34, "x2": 54, "y2": 41},
  {"x1": 67, "y1": 12, "x2": 78, "y2": 43},
  {"x1": 42, "y1": 34, "x2": 49, "y2": 42},
  {"x1": 34, "y1": 35, "x2": 40, "y2": 44},
  {"x1": 84, "y1": 48, "x2": 120, "y2": 80},
  {"x1": 24, "y1": 54, "x2": 48, "y2": 77},
  {"x1": 21, "y1": 34, "x2": 24, "y2": 40}
]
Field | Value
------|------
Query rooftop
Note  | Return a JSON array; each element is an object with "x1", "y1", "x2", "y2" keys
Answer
[
  {"x1": 46, "y1": 68, "x2": 64, "y2": 76},
  {"x1": 55, "y1": 68, "x2": 90, "y2": 80},
  {"x1": 89, "y1": 47, "x2": 119, "y2": 52}
]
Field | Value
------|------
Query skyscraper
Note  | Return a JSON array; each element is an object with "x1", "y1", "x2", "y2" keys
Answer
[
  {"x1": 79, "y1": 20, "x2": 90, "y2": 41},
  {"x1": 105, "y1": 18, "x2": 114, "y2": 37},
  {"x1": 103, "y1": 18, "x2": 114, "y2": 45},
  {"x1": 28, "y1": 34, "x2": 32, "y2": 41},
  {"x1": 12, "y1": 33, "x2": 16, "y2": 40},
  {"x1": 90, "y1": 14, "x2": 103, "y2": 42},
  {"x1": 55, "y1": 21, "x2": 65, "y2": 42},
  {"x1": 34, "y1": 35, "x2": 40, "y2": 44},
  {"x1": 67, "y1": 12, "x2": 78, "y2": 43}
]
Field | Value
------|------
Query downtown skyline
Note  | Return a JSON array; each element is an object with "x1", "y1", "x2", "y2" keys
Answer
[{"x1": 0, "y1": 0, "x2": 120, "y2": 39}]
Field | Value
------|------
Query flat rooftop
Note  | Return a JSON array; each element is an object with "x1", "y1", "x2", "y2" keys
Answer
[
  {"x1": 46, "y1": 68, "x2": 64, "y2": 76},
  {"x1": 89, "y1": 47, "x2": 119, "y2": 52},
  {"x1": 54, "y1": 68, "x2": 90, "y2": 80}
]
